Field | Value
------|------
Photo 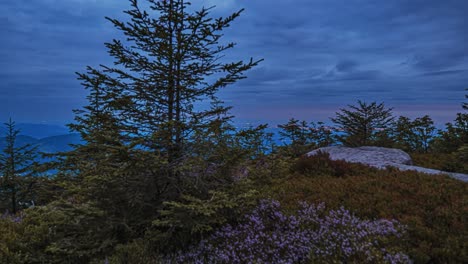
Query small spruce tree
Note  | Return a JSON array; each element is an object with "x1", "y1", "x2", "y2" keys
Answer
[
  {"x1": 394, "y1": 115, "x2": 436, "y2": 153},
  {"x1": 331, "y1": 101, "x2": 395, "y2": 147},
  {"x1": 0, "y1": 119, "x2": 38, "y2": 214},
  {"x1": 278, "y1": 118, "x2": 334, "y2": 156}
]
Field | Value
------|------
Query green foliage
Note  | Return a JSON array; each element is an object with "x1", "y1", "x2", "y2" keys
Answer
[
  {"x1": 291, "y1": 151, "x2": 373, "y2": 177},
  {"x1": 410, "y1": 152, "x2": 455, "y2": 170},
  {"x1": 148, "y1": 189, "x2": 258, "y2": 252},
  {"x1": 0, "y1": 119, "x2": 39, "y2": 214},
  {"x1": 100, "y1": 240, "x2": 159, "y2": 264},
  {"x1": 263, "y1": 157, "x2": 468, "y2": 263},
  {"x1": 0, "y1": 200, "x2": 114, "y2": 264},
  {"x1": 51, "y1": 0, "x2": 261, "y2": 255},
  {"x1": 172, "y1": 119, "x2": 276, "y2": 198},
  {"x1": 278, "y1": 118, "x2": 334, "y2": 156},
  {"x1": 456, "y1": 144, "x2": 468, "y2": 164},
  {"x1": 71, "y1": 0, "x2": 262, "y2": 165},
  {"x1": 235, "y1": 124, "x2": 275, "y2": 159},
  {"x1": 425, "y1": 113, "x2": 468, "y2": 173},
  {"x1": 3, "y1": 0, "x2": 467, "y2": 262},
  {"x1": 331, "y1": 101, "x2": 395, "y2": 147},
  {"x1": 394, "y1": 115, "x2": 437, "y2": 153},
  {"x1": 432, "y1": 113, "x2": 468, "y2": 153},
  {"x1": 310, "y1": 121, "x2": 335, "y2": 147},
  {"x1": 0, "y1": 214, "x2": 23, "y2": 264}
]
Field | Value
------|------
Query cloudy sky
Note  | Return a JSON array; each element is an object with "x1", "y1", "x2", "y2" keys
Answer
[{"x1": 1, "y1": 0, "x2": 467, "y2": 126}]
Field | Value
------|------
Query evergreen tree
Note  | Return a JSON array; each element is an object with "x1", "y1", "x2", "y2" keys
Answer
[
  {"x1": 0, "y1": 119, "x2": 38, "y2": 214},
  {"x1": 394, "y1": 115, "x2": 436, "y2": 153},
  {"x1": 432, "y1": 113, "x2": 468, "y2": 153},
  {"x1": 278, "y1": 118, "x2": 334, "y2": 156},
  {"x1": 58, "y1": 0, "x2": 261, "y2": 241},
  {"x1": 98, "y1": 0, "x2": 261, "y2": 159},
  {"x1": 394, "y1": 116, "x2": 412, "y2": 150},
  {"x1": 68, "y1": 0, "x2": 261, "y2": 171},
  {"x1": 458, "y1": 91, "x2": 468, "y2": 171},
  {"x1": 310, "y1": 121, "x2": 335, "y2": 148},
  {"x1": 331, "y1": 101, "x2": 395, "y2": 147}
]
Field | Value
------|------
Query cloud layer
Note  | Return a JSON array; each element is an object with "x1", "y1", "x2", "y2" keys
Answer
[{"x1": 1, "y1": 0, "x2": 467, "y2": 125}]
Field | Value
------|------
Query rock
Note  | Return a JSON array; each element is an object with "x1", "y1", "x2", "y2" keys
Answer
[
  {"x1": 307, "y1": 146, "x2": 468, "y2": 182},
  {"x1": 307, "y1": 146, "x2": 413, "y2": 168}
]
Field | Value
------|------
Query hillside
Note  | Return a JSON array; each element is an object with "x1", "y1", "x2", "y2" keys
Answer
[
  {"x1": 16, "y1": 123, "x2": 70, "y2": 139},
  {"x1": 0, "y1": 133, "x2": 83, "y2": 155}
]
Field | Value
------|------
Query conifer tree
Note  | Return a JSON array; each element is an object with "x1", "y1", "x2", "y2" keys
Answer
[
  {"x1": 331, "y1": 101, "x2": 395, "y2": 147},
  {"x1": 394, "y1": 115, "x2": 436, "y2": 153},
  {"x1": 278, "y1": 118, "x2": 334, "y2": 156},
  {"x1": 69, "y1": 0, "x2": 260, "y2": 168},
  {"x1": 59, "y1": 0, "x2": 261, "y2": 238},
  {"x1": 278, "y1": 118, "x2": 310, "y2": 147},
  {"x1": 0, "y1": 119, "x2": 37, "y2": 214},
  {"x1": 103, "y1": 0, "x2": 259, "y2": 156}
]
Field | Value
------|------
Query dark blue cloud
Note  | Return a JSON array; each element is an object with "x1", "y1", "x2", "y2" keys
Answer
[
  {"x1": 1, "y1": 0, "x2": 467, "y2": 126},
  {"x1": 336, "y1": 60, "x2": 359, "y2": 73}
]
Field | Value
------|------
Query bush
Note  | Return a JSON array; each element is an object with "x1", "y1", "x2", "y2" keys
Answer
[
  {"x1": 176, "y1": 200, "x2": 409, "y2": 264},
  {"x1": 0, "y1": 200, "x2": 115, "y2": 264},
  {"x1": 265, "y1": 164, "x2": 468, "y2": 263},
  {"x1": 291, "y1": 151, "x2": 374, "y2": 177},
  {"x1": 100, "y1": 240, "x2": 159, "y2": 264},
  {"x1": 411, "y1": 152, "x2": 467, "y2": 173},
  {"x1": 0, "y1": 212, "x2": 23, "y2": 264}
]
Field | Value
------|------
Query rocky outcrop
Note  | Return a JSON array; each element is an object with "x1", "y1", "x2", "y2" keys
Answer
[{"x1": 307, "y1": 146, "x2": 468, "y2": 182}]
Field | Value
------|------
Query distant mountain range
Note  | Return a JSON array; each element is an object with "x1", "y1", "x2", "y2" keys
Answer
[
  {"x1": 0, "y1": 123, "x2": 290, "y2": 158},
  {"x1": 0, "y1": 134, "x2": 83, "y2": 156},
  {"x1": 0, "y1": 124, "x2": 83, "y2": 161},
  {"x1": 16, "y1": 123, "x2": 71, "y2": 139}
]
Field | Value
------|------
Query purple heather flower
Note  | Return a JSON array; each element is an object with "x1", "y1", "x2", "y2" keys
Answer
[{"x1": 174, "y1": 200, "x2": 411, "y2": 264}]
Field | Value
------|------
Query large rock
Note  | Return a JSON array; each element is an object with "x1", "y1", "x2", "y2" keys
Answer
[
  {"x1": 307, "y1": 146, "x2": 412, "y2": 167},
  {"x1": 307, "y1": 146, "x2": 468, "y2": 182}
]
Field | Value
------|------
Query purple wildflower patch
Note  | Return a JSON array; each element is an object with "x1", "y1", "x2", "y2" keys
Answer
[
  {"x1": 175, "y1": 200, "x2": 411, "y2": 263},
  {"x1": 0, "y1": 210, "x2": 23, "y2": 223}
]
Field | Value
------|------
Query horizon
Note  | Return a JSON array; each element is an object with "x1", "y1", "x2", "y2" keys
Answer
[
  {"x1": 5, "y1": 100, "x2": 467, "y2": 129},
  {"x1": 1, "y1": 0, "x2": 467, "y2": 125}
]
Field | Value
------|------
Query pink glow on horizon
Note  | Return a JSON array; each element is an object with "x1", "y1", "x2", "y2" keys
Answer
[{"x1": 231, "y1": 103, "x2": 465, "y2": 126}]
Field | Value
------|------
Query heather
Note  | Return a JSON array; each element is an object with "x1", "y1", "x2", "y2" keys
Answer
[
  {"x1": 265, "y1": 155, "x2": 468, "y2": 263},
  {"x1": 174, "y1": 200, "x2": 410, "y2": 264}
]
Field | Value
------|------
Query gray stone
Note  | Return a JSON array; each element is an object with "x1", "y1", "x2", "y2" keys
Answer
[{"x1": 307, "y1": 146, "x2": 468, "y2": 182}]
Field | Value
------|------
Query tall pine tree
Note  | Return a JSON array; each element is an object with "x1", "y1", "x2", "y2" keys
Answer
[
  {"x1": 99, "y1": 0, "x2": 261, "y2": 158},
  {"x1": 59, "y1": 0, "x2": 261, "y2": 238}
]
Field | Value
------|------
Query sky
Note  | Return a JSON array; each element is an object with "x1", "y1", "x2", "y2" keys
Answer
[{"x1": 1, "y1": 0, "x2": 467, "y2": 126}]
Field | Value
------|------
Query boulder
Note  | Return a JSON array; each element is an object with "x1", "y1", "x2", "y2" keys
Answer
[{"x1": 307, "y1": 146, "x2": 468, "y2": 182}]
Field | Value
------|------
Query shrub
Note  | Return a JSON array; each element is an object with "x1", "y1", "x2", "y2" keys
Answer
[
  {"x1": 291, "y1": 151, "x2": 374, "y2": 177},
  {"x1": 0, "y1": 212, "x2": 24, "y2": 264},
  {"x1": 0, "y1": 200, "x2": 115, "y2": 264},
  {"x1": 266, "y1": 166, "x2": 468, "y2": 263},
  {"x1": 99, "y1": 240, "x2": 159, "y2": 264},
  {"x1": 410, "y1": 152, "x2": 467, "y2": 173},
  {"x1": 175, "y1": 200, "x2": 409, "y2": 264},
  {"x1": 146, "y1": 188, "x2": 259, "y2": 254},
  {"x1": 277, "y1": 119, "x2": 334, "y2": 157}
]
